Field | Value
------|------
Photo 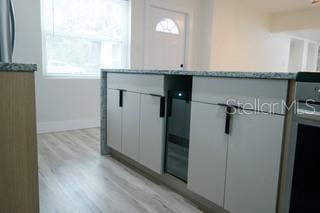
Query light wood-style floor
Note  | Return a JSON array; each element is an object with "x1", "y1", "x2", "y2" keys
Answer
[{"x1": 38, "y1": 128, "x2": 203, "y2": 213}]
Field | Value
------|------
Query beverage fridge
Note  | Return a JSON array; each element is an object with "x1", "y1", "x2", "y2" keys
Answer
[{"x1": 165, "y1": 90, "x2": 191, "y2": 182}]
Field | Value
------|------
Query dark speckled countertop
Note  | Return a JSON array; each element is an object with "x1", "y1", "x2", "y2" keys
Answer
[
  {"x1": 0, "y1": 62, "x2": 37, "y2": 72},
  {"x1": 101, "y1": 69, "x2": 297, "y2": 80}
]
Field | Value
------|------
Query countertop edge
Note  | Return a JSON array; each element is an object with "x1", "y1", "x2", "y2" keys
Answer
[
  {"x1": 0, "y1": 63, "x2": 37, "y2": 72},
  {"x1": 101, "y1": 69, "x2": 297, "y2": 80}
]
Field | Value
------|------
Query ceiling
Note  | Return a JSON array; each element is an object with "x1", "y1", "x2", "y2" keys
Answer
[
  {"x1": 289, "y1": 28, "x2": 320, "y2": 42},
  {"x1": 242, "y1": 0, "x2": 320, "y2": 13}
]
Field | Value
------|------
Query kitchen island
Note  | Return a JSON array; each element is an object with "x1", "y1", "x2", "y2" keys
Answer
[{"x1": 100, "y1": 69, "x2": 297, "y2": 213}]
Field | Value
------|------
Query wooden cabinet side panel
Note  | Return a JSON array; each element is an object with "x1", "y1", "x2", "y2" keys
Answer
[{"x1": 0, "y1": 72, "x2": 39, "y2": 213}]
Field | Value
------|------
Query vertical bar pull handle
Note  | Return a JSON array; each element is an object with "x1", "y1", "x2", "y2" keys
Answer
[
  {"x1": 167, "y1": 97, "x2": 172, "y2": 117},
  {"x1": 149, "y1": 94, "x2": 165, "y2": 118},
  {"x1": 119, "y1": 90, "x2": 125, "y2": 107},
  {"x1": 160, "y1": 97, "x2": 166, "y2": 118},
  {"x1": 225, "y1": 106, "x2": 232, "y2": 135}
]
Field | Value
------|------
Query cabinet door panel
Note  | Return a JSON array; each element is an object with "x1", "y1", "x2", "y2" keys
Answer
[
  {"x1": 107, "y1": 89, "x2": 122, "y2": 152},
  {"x1": 187, "y1": 102, "x2": 228, "y2": 207},
  {"x1": 122, "y1": 92, "x2": 140, "y2": 161},
  {"x1": 192, "y1": 77, "x2": 288, "y2": 115},
  {"x1": 225, "y1": 113, "x2": 284, "y2": 213},
  {"x1": 139, "y1": 94, "x2": 165, "y2": 174}
]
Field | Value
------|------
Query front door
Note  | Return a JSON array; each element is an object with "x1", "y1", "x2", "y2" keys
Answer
[{"x1": 144, "y1": 6, "x2": 187, "y2": 70}]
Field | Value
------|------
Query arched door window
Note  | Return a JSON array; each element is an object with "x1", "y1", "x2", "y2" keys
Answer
[{"x1": 155, "y1": 18, "x2": 179, "y2": 35}]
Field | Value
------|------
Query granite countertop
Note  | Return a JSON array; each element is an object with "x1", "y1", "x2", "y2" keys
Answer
[
  {"x1": 0, "y1": 62, "x2": 37, "y2": 72},
  {"x1": 101, "y1": 69, "x2": 297, "y2": 80}
]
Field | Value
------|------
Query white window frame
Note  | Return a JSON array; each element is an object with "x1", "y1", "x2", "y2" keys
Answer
[{"x1": 40, "y1": 0, "x2": 130, "y2": 79}]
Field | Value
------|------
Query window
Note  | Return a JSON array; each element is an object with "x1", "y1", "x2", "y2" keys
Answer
[
  {"x1": 42, "y1": 0, "x2": 129, "y2": 78},
  {"x1": 155, "y1": 18, "x2": 179, "y2": 35}
]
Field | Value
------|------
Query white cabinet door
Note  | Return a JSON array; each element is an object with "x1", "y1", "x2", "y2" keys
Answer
[
  {"x1": 107, "y1": 89, "x2": 122, "y2": 152},
  {"x1": 122, "y1": 92, "x2": 140, "y2": 161},
  {"x1": 225, "y1": 112, "x2": 284, "y2": 213},
  {"x1": 139, "y1": 94, "x2": 165, "y2": 174},
  {"x1": 187, "y1": 102, "x2": 228, "y2": 207}
]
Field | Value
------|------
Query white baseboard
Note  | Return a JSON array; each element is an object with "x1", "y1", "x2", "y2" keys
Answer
[{"x1": 37, "y1": 118, "x2": 100, "y2": 134}]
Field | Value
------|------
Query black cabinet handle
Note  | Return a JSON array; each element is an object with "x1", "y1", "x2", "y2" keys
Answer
[
  {"x1": 225, "y1": 106, "x2": 232, "y2": 135},
  {"x1": 149, "y1": 94, "x2": 165, "y2": 118},
  {"x1": 160, "y1": 97, "x2": 166, "y2": 118},
  {"x1": 149, "y1": 93, "x2": 163, "y2": 97},
  {"x1": 167, "y1": 97, "x2": 172, "y2": 117},
  {"x1": 218, "y1": 103, "x2": 242, "y2": 110},
  {"x1": 119, "y1": 90, "x2": 126, "y2": 107},
  {"x1": 218, "y1": 103, "x2": 236, "y2": 135},
  {"x1": 218, "y1": 103, "x2": 228, "y2": 108}
]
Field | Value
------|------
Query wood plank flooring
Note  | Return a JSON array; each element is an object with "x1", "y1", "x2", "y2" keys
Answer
[{"x1": 38, "y1": 128, "x2": 203, "y2": 213}]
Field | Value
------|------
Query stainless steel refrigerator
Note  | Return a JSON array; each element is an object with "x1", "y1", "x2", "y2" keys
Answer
[{"x1": 0, "y1": 0, "x2": 15, "y2": 62}]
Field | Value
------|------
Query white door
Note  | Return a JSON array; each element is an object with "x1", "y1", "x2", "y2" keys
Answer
[
  {"x1": 122, "y1": 92, "x2": 140, "y2": 161},
  {"x1": 107, "y1": 89, "x2": 122, "y2": 152},
  {"x1": 144, "y1": 6, "x2": 186, "y2": 70},
  {"x1": 139, "y1": 94, "x2": 165, "y2": 174},
  {"x1": 187, "y1": 102, "x2": 228, "y2": 207},
  {"x1": 225, "y1": 112, "x2": 284, "y2": 213}
]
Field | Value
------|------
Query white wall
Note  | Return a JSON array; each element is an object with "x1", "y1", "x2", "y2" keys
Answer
[
  {"x1": 270, "y1": 7, "x2": 320, "y2": 32},
  {"x1": 208, "y1": 0, "x2": 291, "y2": 72},
  {"x1": 13, "y1": 0, "x2": 100, "y2": 133}
]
